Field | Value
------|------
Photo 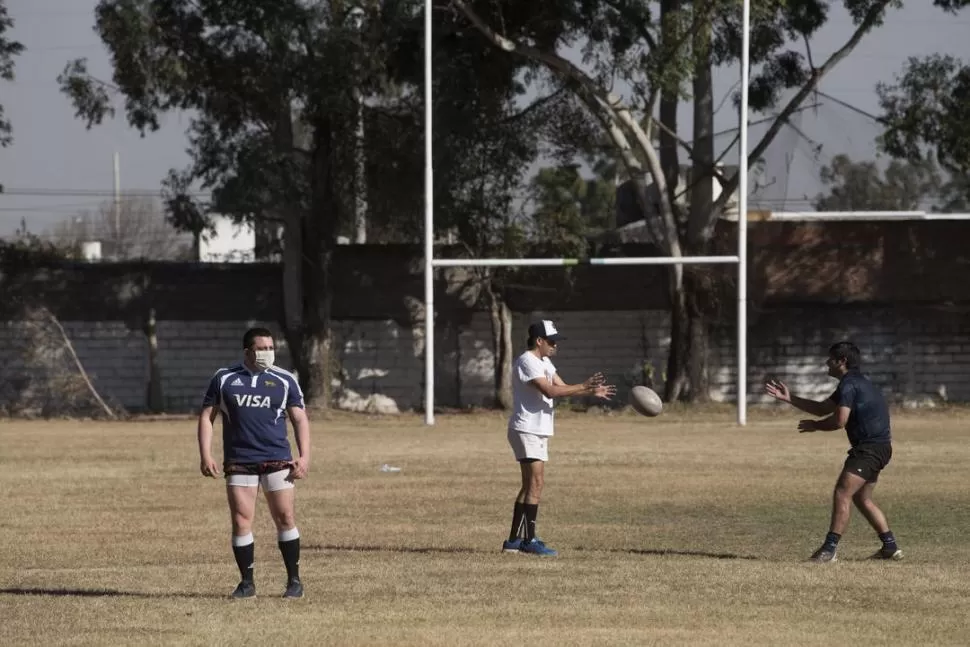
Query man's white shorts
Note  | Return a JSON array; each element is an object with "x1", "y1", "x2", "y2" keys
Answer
[
  {"x1": 226, "y1": 469, "x2": 294, "y2": 492},
  {"x1": 507, "y1": 427, "x2": 550, "y2": 462}
]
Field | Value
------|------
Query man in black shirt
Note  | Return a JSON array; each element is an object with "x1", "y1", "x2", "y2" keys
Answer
[{"x1": 765, "y1": 341, "x2": 903, "y2": 563}]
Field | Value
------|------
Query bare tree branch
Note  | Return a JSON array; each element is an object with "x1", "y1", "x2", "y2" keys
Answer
[
  {"x1": 43, "y1": 308, "x2": 117, "y2": 419},
  {"x1": 643, "y1": 90, "x2": 660, "y2": 143},
  {"x1": 451, "y1": 0, "x2": 682, "y2": 257},
  {"x1": 649, "y1": 115, "x2": 729, "y2": 187},
  {"x1": 45, "y1": 195, "x2": 194, "y2": 260},
  {"x1": 501, "y1": 87, "x2": 568, "y2": 125},
  {"x1": 714, "y1": 80, "x2": 740, "y2": 116},
  {"x1": 710, "y1": 0, "x2": 895, "y2": 235}
]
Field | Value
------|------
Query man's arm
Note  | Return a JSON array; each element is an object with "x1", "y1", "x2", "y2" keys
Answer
[
  {"x1": 765, "y1": 379, "x2": 837, "y2": 417},
  {"x1": 287, "y1": 406, "x2": 311, "y2": 479},
  {"x1": 532, "y1": 372, "x2": 605, "y2": 399},
  {"x1": 799, "y1": 406, "x2": 850, "y2": 433},
  {"x1": 790, "y1": 394, "x2": 838, "y2": 417},
  {"x1": 197, "y1": 405, "x2": 220, "y2": 477}
]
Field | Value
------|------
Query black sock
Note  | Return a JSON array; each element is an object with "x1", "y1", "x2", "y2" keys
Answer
[
  {"x1": 231, "y1": 535, "x2": 255, "y2": 583},
  {"x1": 524, "y1": 503, "x2": 539, "y2": 542},
  {"x1": 509, "y1": 502, "x2": 527, "y2": 541},
  {"x1": 278, "y1": 529, "x2": 301, "y2": 581},
  {"x1": 823, "y1": 531, "x2": 841, "y2": 551},
  {"x1": 878, "y1": 531, "x2": 897, "y2": 551}
]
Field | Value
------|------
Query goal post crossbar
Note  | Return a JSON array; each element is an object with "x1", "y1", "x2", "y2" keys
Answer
[{"x1": 431, "y1": 256, "x2": 740, "y2": 268}]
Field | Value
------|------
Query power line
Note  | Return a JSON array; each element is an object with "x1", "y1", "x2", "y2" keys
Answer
[
  {"x1": 30, "y1": 44, "x2": 105, "y2": 52},
  {"x1": 1, "y1": 188, "x2": 211, "y2": 198},
  {"x1": 0, "y1": 202, "x2": 106, "y2": 213},
  {"x1": 814, "y1": 90, "x2": 886, "y2": 126}
]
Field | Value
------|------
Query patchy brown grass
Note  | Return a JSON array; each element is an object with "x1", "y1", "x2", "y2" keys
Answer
[{"x1": 2, "y1": 408, "x2": 969, "y2": 646}]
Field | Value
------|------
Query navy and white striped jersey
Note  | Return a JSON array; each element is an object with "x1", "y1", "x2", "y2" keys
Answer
[{"x1": 201, "y1": 364, "x2": 305, "y2": 463}]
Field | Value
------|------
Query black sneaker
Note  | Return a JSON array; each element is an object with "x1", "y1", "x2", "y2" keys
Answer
[
  {"x1": 230, "y1": 580, "x2": 256, "y2": 599},
  {"x1": 809, "y1": 546, "x2": 837, "y2": 563},
  {"x1": 869, "y1": 547, "x2": 904, "y2": 561},
  {"x1": 283, "y1": 578, "x2": 304, "y2": 599}
]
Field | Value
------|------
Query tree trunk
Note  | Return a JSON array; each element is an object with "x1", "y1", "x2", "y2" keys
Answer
[
  {"x1": 688, "y1": 304, "x2": 709, "y2": 403},
  {"x1": 272, "y1": 107, "x2": 310, "y2": 395},
  {"x1": 485, "y1": 278, "x2": 513, "y2": 410},
  {"x1": 686, "y1": 8, "x2": 715, "y2": 403},
  {"x1": 144, "y1": 307, "x2": 164, "y2": 413},
  {"x1": 658, "y1": 0, "x2": 681, "y2": 214},
  {"x1": 666, "y1": 286, "x2": 690, "y2": 401},
  {"x1": 280, "y1": 210, "x2": 306, "y2": 385},
  {"x1": 300, "y1": 116, "x2": 339, "y2": 407},
  {"x1": 660, "y1": 0, "x2": 689, "y2": 402},
  {"x1": 666, "y1": 274, "x2": 712, "y2": 403},
  {"x1": 688, "y1": 10, "x2": 715, "y2": 249}
]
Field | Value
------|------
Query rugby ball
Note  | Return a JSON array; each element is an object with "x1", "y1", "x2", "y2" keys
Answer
[{"x1": 630, "y1": 386, "x2": 663, "y2": 417}]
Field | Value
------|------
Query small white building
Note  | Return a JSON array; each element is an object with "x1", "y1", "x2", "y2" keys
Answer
[
  {"x1": 197, "y1": 215, "x2": 256, "y2": 263},
  {"x1": 80, "y1": 241, "x2": 103, "y2": 261}
]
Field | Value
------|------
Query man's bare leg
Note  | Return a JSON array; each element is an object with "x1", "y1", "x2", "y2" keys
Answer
[{"x1": 226, "y1": 484, "x2": 259, "y2": 597}]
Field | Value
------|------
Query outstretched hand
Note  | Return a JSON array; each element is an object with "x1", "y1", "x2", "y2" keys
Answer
[
  {"x1": 583, "y1": 372, "x2": 606, "y2": 390},
  {"x1": 592, "y1": 383, "x2": 617, "y2": 400},
  {"x1": 797, "y1": 419, "x2": 818, "y2": 433},
  {"x1": 583, "y1": 372, "x2": 614, "y2": 399},
  {"x1": 764, "y1": 378, "x2": 791, "y2": 403}
]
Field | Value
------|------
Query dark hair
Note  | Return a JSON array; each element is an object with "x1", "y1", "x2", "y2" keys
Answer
[
  {"x1": 828, "y1": 341, "x2": 861, "y2": 369},
  {"x1": 527, "y1": 336, "x2": 538, "y2": 349},
  {"x1": 243, "y1": 327, "x2": 274, "y2": 349}
]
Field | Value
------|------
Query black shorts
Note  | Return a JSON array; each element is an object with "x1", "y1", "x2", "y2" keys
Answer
[
  {"x1": 843, "y1": 443, "x2": 892, "y2": 483},
  {"x1": 223, "y1": 460, "x2": 292, "y2": 477}
]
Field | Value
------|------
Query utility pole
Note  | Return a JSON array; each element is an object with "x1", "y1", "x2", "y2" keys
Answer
[{"x1": 113, "y1": 151, "x2": 121, "y2": 255}]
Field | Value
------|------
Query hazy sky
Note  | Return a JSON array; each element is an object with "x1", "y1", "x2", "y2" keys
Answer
[{"x1": 2, "y1": 0, "x2": 969, "y2": 235}]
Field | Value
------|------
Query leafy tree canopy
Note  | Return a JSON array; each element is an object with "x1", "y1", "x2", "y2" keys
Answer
[
  {"x1": 0, "y1": 0, "x2": 25, "y2": 191},
  {"x1": 878, "y1": 52, "x2": 970, "y2": 183},
  {"x1": 813, "y1": 154, "x2": 942, "y2": 212}
]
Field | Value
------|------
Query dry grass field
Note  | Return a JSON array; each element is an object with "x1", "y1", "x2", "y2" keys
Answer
[{"x1": 2, "y1": 406, "x2": 969, "y2": 646}]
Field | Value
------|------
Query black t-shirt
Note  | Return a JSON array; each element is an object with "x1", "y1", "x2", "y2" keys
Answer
[{"x1": 829, "y1": 369, "x2": 892, "y2": 446}]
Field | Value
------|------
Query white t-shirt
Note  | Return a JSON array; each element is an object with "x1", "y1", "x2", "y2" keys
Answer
[{"x1": 508, "y1": 350, "x2": 558, "y2": 437}]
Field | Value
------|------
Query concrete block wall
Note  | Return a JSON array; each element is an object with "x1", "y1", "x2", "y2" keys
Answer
[
  {"x1": 63, "y1": 321, "x2": 149, "y2": 407},
  {"x1": 334, "y1": 319, "x2": 424, "y2": 408},
  {"x1": 0, "y1": 320, "x2": 294, "y2": 413},
  {"x1": 2, "y1": 306, "x2": 968, "y2": 413},
  {"x1": 453, "y1": 307, "x2": 970, "y2": 408},
  {"x1": 0, "y1": 320, "x2": 150, "y2": 412},
  {"x1": 0, "y1": 317, "x2": 499, "y2": 412},
  {"x1": 414, "y1": 310, "x2": 672, "y2": 409},
  {"x1": 506, "y1": 310, "x2": 671, "y2": 400},
  {"x1": 152, "y1": 321, "x2": 294, "y2": 410},
  {"x1": 711, "y1": 306, "x2": 970, "y2": 404}
]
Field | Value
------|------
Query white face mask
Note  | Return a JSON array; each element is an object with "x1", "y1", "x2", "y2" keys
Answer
[{"x1": 253, "y1": 350, "x2": 275, "y2": 370}]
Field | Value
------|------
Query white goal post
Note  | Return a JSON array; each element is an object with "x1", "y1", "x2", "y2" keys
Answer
[{"x1": 422, "y1": 1, "x2": 753, "y2": 426}]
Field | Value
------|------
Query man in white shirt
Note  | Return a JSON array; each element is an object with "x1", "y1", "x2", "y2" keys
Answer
[{"x1": 503, "y1": 319, "x2": 616, "y2": 556}]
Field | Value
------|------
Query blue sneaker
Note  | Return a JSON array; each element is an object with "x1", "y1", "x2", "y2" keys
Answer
[
  {"x1": 519, "y1": 538, "x2": 558, "y2": 556},
  {"x1": 502, "y1": 538, "x2": 523, "y2": 553}
]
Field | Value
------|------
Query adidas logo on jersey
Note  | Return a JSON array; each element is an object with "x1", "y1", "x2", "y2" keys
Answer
[
  {"x1": 234, "y1": 394, "x2": 272, "y2": 408},
  {"x1": 231, "y1": 378, "x2": 244, "y2": 386}
]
